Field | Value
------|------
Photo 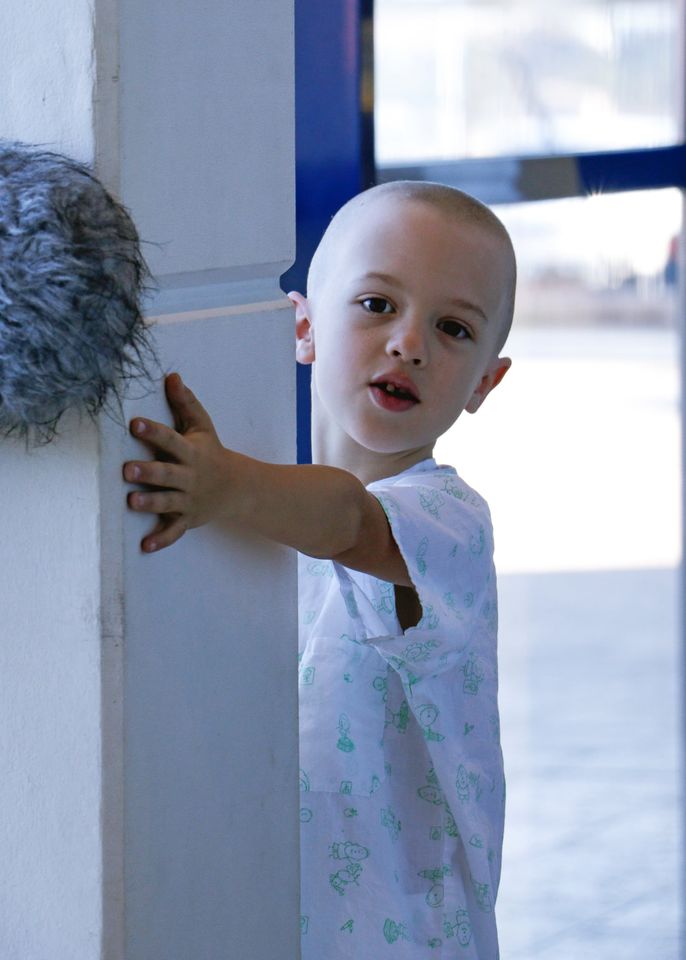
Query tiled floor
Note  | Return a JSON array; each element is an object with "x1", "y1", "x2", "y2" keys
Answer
[
  {"x1": 495, "y1": 567, "x2": 682, "y2": 958},
  {"x1": 434, "y1": 326, "x2": 683, "y2": 957}
]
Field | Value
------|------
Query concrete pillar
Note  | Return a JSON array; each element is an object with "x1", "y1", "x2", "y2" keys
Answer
[{"x1": 1, "y1": 2, "x2": 298, "y2": 959}]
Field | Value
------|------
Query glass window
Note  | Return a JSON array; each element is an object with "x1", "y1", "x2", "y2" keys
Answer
[
  {"x1": 375, "y1": 0, "x2": 681, "y2": 163},
  {"x1": 435, "y1": 190, "x2": 682, "y2": 956}
]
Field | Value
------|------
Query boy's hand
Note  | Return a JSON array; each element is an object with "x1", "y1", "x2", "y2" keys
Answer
[
  {"x1": 123, "y1": 373, "x2": 230, "y2": 553},
  {"x1": 123, "y1": 374, "x2": 412, "y2": 587}
]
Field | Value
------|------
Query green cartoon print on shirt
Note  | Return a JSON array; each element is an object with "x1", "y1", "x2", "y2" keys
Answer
[
  {"x1": 456, "y1": 764, "x2": 482, "y2": 804},
  {"x1": 383, "y1": 918, "x2": 410, "y2": 944},
  {"x1": 373, "y1": 580, "x2": 395, "y2": 615},
  {"x1": 330, "y1": 841, "x2": 369, "y2": 862},
  {"x1": 402, "y1": 637, "x2": 440, "y2": 663},
  {"x1": 337, "y1": 713, "x2": 355, "y2": 753},
  {"x1": 416, "y1": 536, "x2": 429, "y2": 575},
  {"x1": 417, "y1": 766, "x2": 445, "y2": 806},
  {"x1": 470, "y1": 874, "x2": 493, "y2": 913},
  {"x1": 418, "y1": 865, "x2": 453, "y2": 907},
  {"x1": 441, "y1": 474, "x2": 481, "y2": 506},
  {"x1": 442, "y1": 592, "x2": 465, "y2": 621},
  {"x1": 380, "y1": 805, "x2": 402, "y2": 842},
  {"x1": 329, "y1": 862, "x2": 363, "y2": 896},
  {"x1": 329, "y1": 841, "x2": 370, "y2": 896},
  {"x1": 299, "y1": 664, "x2": 316, "y2": 686},
  {"x1": 462, "y1": 653, "x2": 485, "y2": 696},
  {"x1": 417, "y1": 703, "x2": 445, "y2": 742},
  {"x1": 306, "y1": 559, "x2": 333, "y2": 578},
  {"x1": 416, "y1": 604, "x2": 440, "y2": 631},
  {"x1": 419, "y1": 489, "x2": 444, "y2": 519},
  {"x1": 385, "y1": 698, "x2": 409, "y2": 734},
  {"x1": 444, "y1": 807, "x2": 460, "y2": 839},
  {"x1": 443, "y1": 909, "x2": 472, "y2": 946},
  {"x1": 470, "y1": 526, "x2": 485, "y2": 556}
]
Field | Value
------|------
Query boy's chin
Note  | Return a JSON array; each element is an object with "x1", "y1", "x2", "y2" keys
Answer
[{"x1": 354, "y1": 432, "x2": 436, "y2": 461}]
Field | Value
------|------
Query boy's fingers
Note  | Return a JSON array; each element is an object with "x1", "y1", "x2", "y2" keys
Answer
[
  {"x1": 127, "y1": 489, "x2": 186, "y2": 516},
  {"x1": 130, "y1": 417, "x2": 188, "y2": 461},
  {"x1": 165, "y1": 373, "x2": 216, "y2": 435},
  {"x1": 141, "y1": 515, "x2": 189, "y2": 553},
  {"x1": 123, "y1": 459, "x2": 188, "y2": 490}
]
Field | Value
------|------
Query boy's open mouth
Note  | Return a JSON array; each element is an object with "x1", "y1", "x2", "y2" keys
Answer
[
  {"x1": 370, "y1": 377, "x2": 419, "y2": 401},
  {"x1": 369, "y1": 377, "x2": 420, "y2": 410}
]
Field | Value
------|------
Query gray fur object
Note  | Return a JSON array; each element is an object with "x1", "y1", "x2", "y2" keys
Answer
[{"x1": 0, "y1": 141, "x2": 156, "y2": 443}]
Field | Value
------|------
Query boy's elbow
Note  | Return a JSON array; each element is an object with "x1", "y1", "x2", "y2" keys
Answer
[
  {"x1": 309, "y1": 486, "x2": 369, "y2": 564},
  {"x1": 328, "y1": 492, "x2": 409, "y2": 584}
]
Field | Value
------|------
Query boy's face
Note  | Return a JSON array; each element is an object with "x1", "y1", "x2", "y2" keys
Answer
[{"x1": 292, "y1": 195, "x2": 512, "y2": 468}]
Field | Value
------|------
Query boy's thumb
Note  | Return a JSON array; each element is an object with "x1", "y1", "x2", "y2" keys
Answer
[
  {"x1": 166, "y1": 372, "x2": 213, "y2": 433},
  {"x1": 168, "y1": 372, "x2": 191, "y2": 399}
]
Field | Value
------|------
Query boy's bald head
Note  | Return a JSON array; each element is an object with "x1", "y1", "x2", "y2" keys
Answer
[{"x1": 307, "y1": 180, "x2": 516, "y2": 354}]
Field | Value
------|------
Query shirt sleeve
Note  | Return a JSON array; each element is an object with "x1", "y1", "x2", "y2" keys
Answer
[{"x1": 362, "y1": 469, "x2": 498, "y2": 681}]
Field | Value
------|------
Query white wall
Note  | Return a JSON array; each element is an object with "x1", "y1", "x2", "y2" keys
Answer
[
  {"x1": 0, "y1": 0, "x2": 95, "y2": 160},
  {"x1": 104, "y1": 3, "x2": 298, "y2": 951},
  {"x1": 117, "y1": 0, "x2": 294, "y2": 281},
  {"x1": 0, "y1": 2, "x2": 102, "y2": 956},
  {"x1": 105, "y1": 311, "x2": 297, "y2": 960},
  {"x1": 1, "y1": 419, "x2": 103, "y2": 958},
  {"x1": 1, "y1": 1, "x2": 298, "y2": 958}
]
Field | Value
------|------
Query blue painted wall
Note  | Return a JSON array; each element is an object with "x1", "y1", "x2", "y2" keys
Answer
[{"x1": 281, "y1": 0, "x2": 373, "y2": 463}]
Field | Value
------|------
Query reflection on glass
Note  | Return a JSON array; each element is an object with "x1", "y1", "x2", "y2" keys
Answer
[
  {"x1": 434, "y1": 190, "x2": 682, "y2": 956},
  {"x1": 375, "y1": 0, "x2": 680, "y2": 163},
  {"x1": 508, "y1": 189, "x2": 681, "y2": 331}
]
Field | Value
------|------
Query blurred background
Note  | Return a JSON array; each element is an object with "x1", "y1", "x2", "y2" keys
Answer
[{"x1": 377, "y1": 2, "x2": 682, "y2": 956}]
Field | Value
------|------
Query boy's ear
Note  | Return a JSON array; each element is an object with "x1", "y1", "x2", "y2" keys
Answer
[
  {"x1": 465, "y1": 357, "x2": 512, "y2": 414},
  {"x1": 288, "y1": 290, "x2": 315, "y2": 365}
]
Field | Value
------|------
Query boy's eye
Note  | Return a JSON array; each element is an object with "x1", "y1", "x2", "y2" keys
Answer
[
  {"x1": 361, "y1": 297, "x2": 394, "y2": 314},
  {"x1": 437, "y1": 319, "x2": 470, "y2": 339}
]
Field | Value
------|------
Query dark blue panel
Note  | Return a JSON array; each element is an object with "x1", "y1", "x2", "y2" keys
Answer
[
  {"x1": 380, "y1": 144, "x2": 686, "y2": 207},
  {"x1": 577, "y1": 145, "x2": 686, "y2": 194},
  {"x1": 282, "y1": 0, "x2": 373, "y2": 464}
]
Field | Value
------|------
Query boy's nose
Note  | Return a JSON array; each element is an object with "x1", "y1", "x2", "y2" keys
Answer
[{"x1": 386, "y1": 320, "x2": 428, "y2": 367}]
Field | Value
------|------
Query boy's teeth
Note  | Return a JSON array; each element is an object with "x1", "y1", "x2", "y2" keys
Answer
[{"x1": 379, "y1": 382, "x2": 414, "y2": 400}]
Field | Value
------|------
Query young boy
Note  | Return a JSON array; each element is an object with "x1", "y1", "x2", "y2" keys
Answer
[{"x1": 123, "y1": 180, "x2": 515, "y2": 958}]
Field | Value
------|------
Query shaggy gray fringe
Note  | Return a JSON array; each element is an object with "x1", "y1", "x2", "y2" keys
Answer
[{"x1": 0, "y1": 141, "x2": 158, "y2": 444}]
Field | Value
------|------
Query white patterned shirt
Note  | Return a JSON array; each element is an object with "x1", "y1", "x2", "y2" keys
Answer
[{"x1": 298, "y1": 458, "x2": 505, "y2": 958}]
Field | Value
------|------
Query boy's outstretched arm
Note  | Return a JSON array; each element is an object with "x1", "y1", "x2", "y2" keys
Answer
[{"x1": 123, "y1": 373, "x2": 413, "y2": 587}]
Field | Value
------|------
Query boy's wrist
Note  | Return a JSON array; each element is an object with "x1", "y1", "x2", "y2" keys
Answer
[{"x1": 215, "y1": 447, "x2": 258, "y2": 526}]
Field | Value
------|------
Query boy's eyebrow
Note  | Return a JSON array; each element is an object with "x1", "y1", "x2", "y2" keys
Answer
[
  {"x1": 358, "y1": 272, "x2": 489, "y2": 323},
  {"x1": 446, "y1": 298, "x2": 489, "y2": 323},
  {"x1": 359, "y1": 271, "x2": 402, "y2": 287}
]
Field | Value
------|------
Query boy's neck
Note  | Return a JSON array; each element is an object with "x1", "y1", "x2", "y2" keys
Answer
[{"x1": 310, "y1": 395, "x2": 434, "y2": 487}]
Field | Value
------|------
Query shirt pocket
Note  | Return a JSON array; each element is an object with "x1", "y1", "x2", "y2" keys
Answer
[{"x1": 298, "y1": 634, "x2": 389, "y2": 798}]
